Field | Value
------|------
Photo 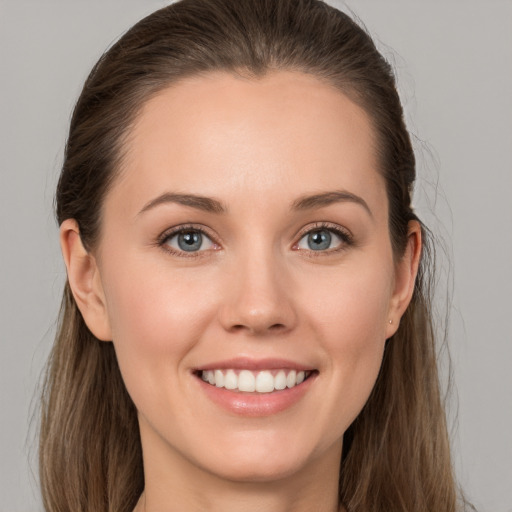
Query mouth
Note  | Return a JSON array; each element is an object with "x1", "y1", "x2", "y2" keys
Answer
[
  {"x1": 192, "y1": 358, "x2": 318, "y2": 416},
  {"x1": 194, "y1": 368, "x2": 316, "y2": 393}
]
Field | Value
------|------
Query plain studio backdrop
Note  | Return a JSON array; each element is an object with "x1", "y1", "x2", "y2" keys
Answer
[{"x1": 1, "y1": 1, "x2": 511, "y2": 511}]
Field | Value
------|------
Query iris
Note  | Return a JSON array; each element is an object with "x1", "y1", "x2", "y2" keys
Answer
[
  {"x1": 178, "y1": 231, "x2": 203, "y2": 251},
  {"x1": 307, "y1": 230, "x2": 332, "y2": 250}
]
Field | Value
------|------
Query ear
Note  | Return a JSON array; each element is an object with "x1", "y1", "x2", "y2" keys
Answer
[
  {"x1": 60, "y1": 219, "x2": 112, "y2": 341},
  {"x1": 386, "y1": 220, "x2": 422, "y2": 339}
]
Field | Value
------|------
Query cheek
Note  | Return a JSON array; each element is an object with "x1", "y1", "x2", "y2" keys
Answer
[
  {"x1": 307, "y1": 260, "x2": 392, "y2": 345},
  {"x1": 100, "y1": 258, "x2": 218, "y2": 385},
  {"x1": 99, "y1": 262, "x2": 226, "y2": 437},
  {"x1": 324, "y1": 292, "x2": 388, "y2": 382},
  {"x1": 301, "y1": 260, "x2": 392, "y2": 424}
]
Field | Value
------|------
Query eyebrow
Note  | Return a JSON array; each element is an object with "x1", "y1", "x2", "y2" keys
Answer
[
  {"x1": 138, "y1": 192, "x2": 227, "y2": 215},
  {"x1": 292, "y1": 190, "x2": 373, "y2": 218},
  {"x1": 138, "y1": 189, "x2": 372, "y2": 217}
]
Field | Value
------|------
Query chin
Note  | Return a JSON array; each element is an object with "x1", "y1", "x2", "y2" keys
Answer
[
  {"x1": 191, "y1": 432, "x2": 321, "y2": 483},
  {"x1": 205, "y1": 455, "x2": 308, "y2": 484}
]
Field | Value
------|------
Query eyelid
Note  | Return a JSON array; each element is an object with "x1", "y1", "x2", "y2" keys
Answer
[
  {"x1": 295, "y1": 221, "x2": 353, "y2": 239},
  {"x1": 155, "y1": 221, "x2": 353, "y2": 258},
  {"x1": 157, "y1": 224, "x2": 221, "y2": 257},
  {"x1": 293, "y1": 221, "x2": 354, "y2": 254}
]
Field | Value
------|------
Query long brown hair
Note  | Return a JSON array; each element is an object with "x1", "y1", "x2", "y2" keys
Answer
[{"x1": 40, "y1": 1, "x2": 466, "y2": 510}]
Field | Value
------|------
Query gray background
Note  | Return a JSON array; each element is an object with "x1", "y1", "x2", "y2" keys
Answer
[{"x1": 1, "y1": 1, "x2": 511, "y2": 511}]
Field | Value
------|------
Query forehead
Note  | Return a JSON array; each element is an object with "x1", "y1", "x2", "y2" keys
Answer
[{"x1": 110, "y1": 70, "x2": 386, "y2": 218}]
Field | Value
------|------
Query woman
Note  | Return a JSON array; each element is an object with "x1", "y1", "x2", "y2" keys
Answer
[{"x1": 39, "y1": 0, "x2": 469, "y2": 510}]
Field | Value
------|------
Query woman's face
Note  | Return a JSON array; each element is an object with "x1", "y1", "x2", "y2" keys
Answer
[{"x1": 74, "y1": 71, "x2": 416, "y2": 484}]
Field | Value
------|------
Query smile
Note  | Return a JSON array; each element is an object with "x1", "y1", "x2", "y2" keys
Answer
[
  {"x1": 193, "y1": 358, "x2": 318, "y2": 416},
  {"x1": 199, "y1": 369, "x2": 313, "y2": 393}
]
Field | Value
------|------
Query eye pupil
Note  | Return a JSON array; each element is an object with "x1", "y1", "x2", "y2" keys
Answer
[
  {"x1": 178, "y1": 231, "x2": 202, "y2": 251},
  {"x1": 308, "y1": 230, "x2": 331, "y2": 250}
]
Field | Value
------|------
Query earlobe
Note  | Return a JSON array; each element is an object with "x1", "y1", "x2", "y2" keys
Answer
[
  {"x1": 386, "y1": 220, "x2": 422, "y2": 338},
  {"x1": 60, "y1": 219, "x2": 112, "y2": 341}
]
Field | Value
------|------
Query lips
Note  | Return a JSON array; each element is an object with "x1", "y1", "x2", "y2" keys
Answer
[
  {"x1": 195, "y1": 357, "x2": 314, "y2": 372},
  {"x1": 192, "y1": 358, "x2": 318, "y2": 416}
]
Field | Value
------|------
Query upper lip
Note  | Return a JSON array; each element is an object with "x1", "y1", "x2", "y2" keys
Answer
[{"x1": 193, "y1": 357, "x2": 316, "y2": 372}]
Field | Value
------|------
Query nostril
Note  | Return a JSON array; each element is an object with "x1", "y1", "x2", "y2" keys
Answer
[{"x1": 227, "y1": 322, "x2": 287, "y2": 335}]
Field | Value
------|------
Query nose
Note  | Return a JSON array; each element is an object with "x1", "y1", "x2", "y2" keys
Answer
[{"x1": 218, "y1": 247, "x2": 298, "y2": 336}]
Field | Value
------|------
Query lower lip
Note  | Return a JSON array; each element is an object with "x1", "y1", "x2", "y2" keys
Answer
[{"x1": 195, "y1": 373, "x2": 317, "y2": 417}]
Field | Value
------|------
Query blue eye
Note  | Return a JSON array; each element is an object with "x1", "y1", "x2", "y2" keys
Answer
[
  {"x1": 297, "y1": 228, "x2": 346, "y2": 252},
  {"x1": 164, "y1": 229, "x2": 215, "y2": 253}
]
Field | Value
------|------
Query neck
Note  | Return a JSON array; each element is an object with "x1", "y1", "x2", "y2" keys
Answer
[
  {"x1": 135, "y1": 472, "x2": 342, "y2": 512},
  {"x1": 135, "y1": 479, "x2": 342, "y2": 512}
]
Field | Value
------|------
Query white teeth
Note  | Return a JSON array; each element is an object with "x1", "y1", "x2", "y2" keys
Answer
[
  {"x1": 274, "y1": 370, "x2": 287, "y2": 390},
  {"x1": 214, "y1": 369, "x2": 224, "y2": 388},
  {"x1": 199, "y1": 368, "x2": 312, "y2": 393},
  {"x1": 202, "y1": 370, "x2": 215, "y2": 384},
  {"x1": 238, "y1": 370, "x2": 255, "y2": 392},
  {"x1": 224, "y1": 369, "x2": 238, "y2": 390},
  {"x1": 255, "y1": 371, "x2": 274, "y2": 393},
  {"x1": 286, "y1": 370, "x2": 297, "y2": 389}
]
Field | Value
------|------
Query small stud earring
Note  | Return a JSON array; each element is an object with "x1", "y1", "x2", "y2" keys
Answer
[{"x1": 388, "y1": 319, "x2": 393, "y2": 324}]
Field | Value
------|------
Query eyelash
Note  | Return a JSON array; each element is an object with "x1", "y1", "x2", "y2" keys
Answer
[
  {"x1": 157, "y1": 224, "x2": 219, "y2": 259},
  {"x1": 157, "y1": 222, "x2": 354, "y2": 258},
  {"x1": 294, "y1": 222, "x2": 354, "y2": 258}
]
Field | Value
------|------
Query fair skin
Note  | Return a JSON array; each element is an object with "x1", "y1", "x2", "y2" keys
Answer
[{"x1": 61, "y1": 71, "x2": 421, "y2": 512}]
